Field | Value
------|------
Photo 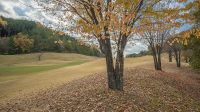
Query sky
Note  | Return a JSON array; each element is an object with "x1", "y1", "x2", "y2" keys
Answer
[{"x1": 0, "y1": 0, "x2": 192, "y2": 55}]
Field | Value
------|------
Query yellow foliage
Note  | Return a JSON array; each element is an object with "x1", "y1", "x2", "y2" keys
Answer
[
  {"x1": 13, "y1": 33, "x2": 34, "y2": 52},
  {"x1": 0, "y1": 17, "x2": 7, "y2": 27},
  {"x1": 60, "y1": 0, "x2": 195, "y2": 45}
]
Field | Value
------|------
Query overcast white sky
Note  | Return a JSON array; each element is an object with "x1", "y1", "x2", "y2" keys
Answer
[{"x1": 0, "y1": 0, "x2": 192, "y2": 55}]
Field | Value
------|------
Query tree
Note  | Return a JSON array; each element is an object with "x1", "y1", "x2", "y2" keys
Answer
[
  {"x1": 13, "y1": 33, "x2": 34, "y2": 53},
  {"x1": 0, "y1": 17, "x2": 7, "y2": 27},
  {"x1": 0, "y1": 37, "x2": 9, "y2": 54},
  {"x1": 164, "y1": 0, "x2": 200, "y2": 68},
  {"x1": 166, "y1": 27, "x2": 200, "y2": 68},
  {"x1": 189, "y1": 2, "x2": 200, "y2": 69},
  {"x1": 167, "y1": 37, "x2": 182, "y2": 67},
  {"x1": 34, "y1": 0, "x2": 193, "y2": 91},
  {"x1": 189, "y1": 36, "x2": 200, "y2": 69},
  {"x1": 168, "y1": 47, "x2": 173, "y2": 62},
  {"x1": 138, "y1": 21, "x2": 173, "y2": 70},
  {"x1": 140, "y1": 29, "x2": 171, "y2": 70},
  {"x1": 0, "y1": 17, "x2": 7, "y2": 37}
]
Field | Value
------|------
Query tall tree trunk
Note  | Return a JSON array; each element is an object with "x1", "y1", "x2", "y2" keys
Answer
[
  {"x1": 177, "y1": 50, "x2": 181, "y2": 67},
  {"x1": 151, "y1": 45, "x2": 162, "y2": 70},
  {"x1": 168, "y1": 48, "x2": 172, "y2": 62},
  {"x1": 174, "y1": 48, "x2": 181, "y2": 67},
  {"x1": 114, "y1": 35, "x2": 127, "y2": 91},
  {"x1": 104, "y1": 38, "x2": 116, "y2": 90},
  {"x1": 151, "y1": 47, "x2": 158, "y2": 70},
  {"x1": 156, "y1": 45, "x2": 162, "y2": 70},
  {"x1": 115, "y1": 50, "x2": 124, "y2": 91},
  {"x1": 157, "y1": 53, "x2": 162, "y2": 70}
]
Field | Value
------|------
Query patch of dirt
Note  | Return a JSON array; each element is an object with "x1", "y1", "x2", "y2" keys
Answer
[{"x1": 0, "y1": 68, "x2": 200, "y2": 112}]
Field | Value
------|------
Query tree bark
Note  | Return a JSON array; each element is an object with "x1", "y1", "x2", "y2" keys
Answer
[
  {"x1": 168, "y1": 48, "x2": 172, "y2": 62},
  {"x1": 98, "y1": 35, "x2": 127, "y2": 91},
  {"x1": 156, "y1": 45, "x2": 162, "y2": 70},
  {"x1": 174, "y1": 48, "x2": 181, "y2": 67},
  {"x1": 115, "y1": 50, "x2": 124, "y2": 91},
  {"x1": 114, "y1": 36, "x2": 127, "y2": 91},
  {"x1": 104, "y1": 38, "x2": 116, "y2": 90},
  {"x1": 152, "y1": 48, "x2": 158, "y2": 70},
  {"x1": 177, "y1": 50, "x2": 181, "y2": 67},
  {"x1": 151, "y1": 45, "x2": 162, "y2": 71}
]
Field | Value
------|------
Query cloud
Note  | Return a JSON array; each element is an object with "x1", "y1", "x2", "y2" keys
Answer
[
  {"x1": 0, "y1": 0, "x2": 59, "y2": 25},
  {"x1": 0, "y1": 0, "x2": 22, "y2": 18},
  {"x1": 125, "y1": 43, "x2": 148, "y2": 56}
]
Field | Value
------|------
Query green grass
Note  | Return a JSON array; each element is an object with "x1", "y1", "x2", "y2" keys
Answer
[{"x1": 0, "y1": 61, "x2": 85, "y2": 76}]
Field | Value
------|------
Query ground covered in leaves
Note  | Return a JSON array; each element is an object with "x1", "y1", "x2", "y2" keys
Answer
[{"x1": 0, "y1": 68, "x2": 200, "y2": 112}]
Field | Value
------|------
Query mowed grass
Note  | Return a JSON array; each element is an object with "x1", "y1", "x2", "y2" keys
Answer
[
  {"x1": 0, "y1": 52, "x2": 96, "y2": 66},
  {"x1": 0, "y1": 53, "x2": 99, "y2": 101},
  {"x1": 0, "y1": 61, "x2": 85, "y2": 76},
  {"x1": 0, "y1": 52, "x2": 97, "y2": 75}
]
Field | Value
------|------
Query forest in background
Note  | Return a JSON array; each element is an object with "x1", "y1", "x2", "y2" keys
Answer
[{"x1": 0, "y1": 17, "x2": 101, "y2": 56}]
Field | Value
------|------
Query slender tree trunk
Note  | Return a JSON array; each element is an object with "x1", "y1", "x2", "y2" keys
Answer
[
  {"x1": 104, "y1": 38, "x2": 116, "y2": 90},
  {"x1": 168, "y1": 48, "x2": 172, "y2": 62},
  {"x1": 38, "y1": 52, "x2": 43, "y2": 61},
  {"x1": 114, "y1": 36, "x2": 127, "y2": 91},
  {"x1": 157, "y1": 53, "x2": 162, "y2": 70},
  {"x1": 151, "y1": 45, "x2": 162, "y2": 71},
  {"x1": 152, "y1": 47, "x2": 158, "y2": 70},
  {"x1": 174, "y1": 48, "x2": 181, "y2": 67},
  {"x1": 156, "y1": 45, "x2": 162, "y2": 70},
  {"x1": 177, "y1": 50, "x2": 181, "y2": 67},
  {"x1": 115, "y1": 51, "x2": 124, "y2": 91}
]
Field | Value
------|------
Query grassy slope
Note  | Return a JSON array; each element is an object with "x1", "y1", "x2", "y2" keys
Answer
[
  {"x1": 0, "y1": 57, "x2": 200, "y2": 111},
  {"x1": 0, "y1": 53, "x2": 200, "y2": 111},
  {"x1": 0, "y1": 53, "x2": 98, "y2": 101},
  {"x1": 0, "y1": 54, "x2": 174, "y2": 102},
  {"x1": 0, "y1": 53, "x2": 152, "y2": 101}
]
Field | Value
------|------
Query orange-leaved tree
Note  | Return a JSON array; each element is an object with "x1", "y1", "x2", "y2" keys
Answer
[
  {"x1": 0, "y1": 17, "x2": 7, "y2": 27},
  {"x1": 0, "y1": 17, "x2": 7, "y2": 37},
  {"x1": 34, "y1": 0, "x2": 193, "y2": 91},
  {"x1": 13, "y1": 33, "x2": 34, "y2": 53}
]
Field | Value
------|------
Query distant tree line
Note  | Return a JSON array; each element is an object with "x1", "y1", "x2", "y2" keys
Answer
[
  {"x1": 126, "y1": 50, "x2": 151, "y2": 58},
  {"x1": 0, "y1": 17, "x2": 101, "y2": 56}
]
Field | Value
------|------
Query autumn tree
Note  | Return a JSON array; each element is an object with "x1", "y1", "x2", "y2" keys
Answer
[
  {"x1": 0, "y1": 17, "x2": 7, "y2": 37},
  {"x1": 13, "y1": 33, "x2": 34, "y2": 53},
  {"x1": 34, "y1": 0, "x2": 193, "y2": 91},
  {"x1": 138, "y1": 25, "x2": 172, "y2": 70},
  {"x1": 0, "y1": 17, "x2": 7, "y2": 27}
]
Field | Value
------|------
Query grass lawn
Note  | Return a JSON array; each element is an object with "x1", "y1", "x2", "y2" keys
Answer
[
  {"x1": 0, "y1": 53, "x2": 99, "y2": 101},
  {"x1": 0, "y1": 61, "x2": 85, "y2": 76}
]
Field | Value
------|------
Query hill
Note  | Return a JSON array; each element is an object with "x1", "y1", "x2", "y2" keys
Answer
[
  {"x1": 0, "y1": 55, "x2": 200, "y2": 111},
  {"x1": 0, "y1": 17, "x2": 101, "y2": 56}
]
